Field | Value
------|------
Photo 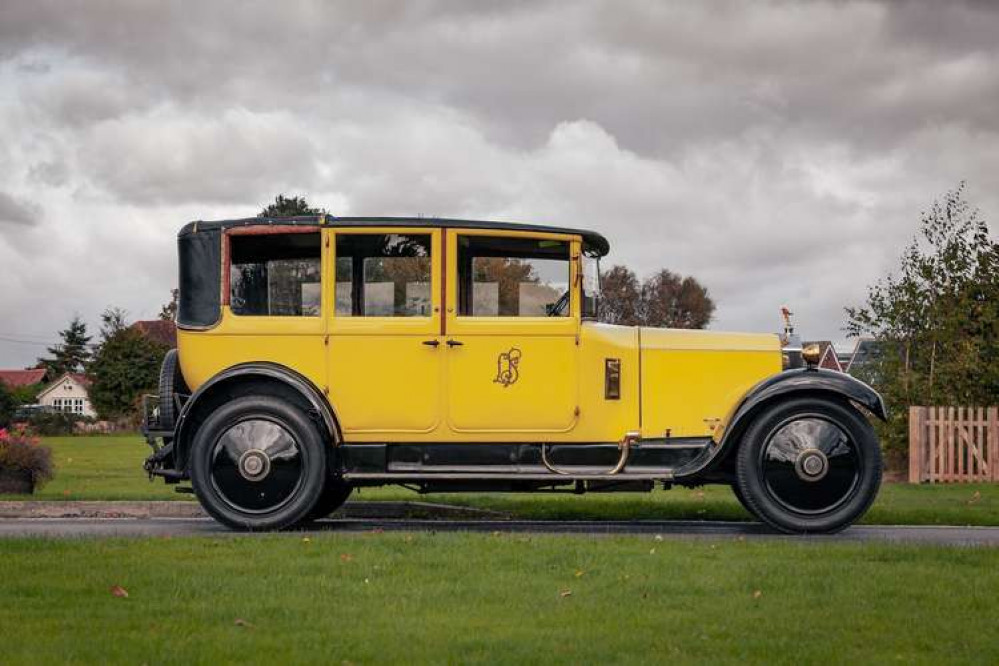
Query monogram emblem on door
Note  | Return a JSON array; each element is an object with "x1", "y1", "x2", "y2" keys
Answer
[{"x1": 493, "y1": 348, "x2": 522, "y2": 388}]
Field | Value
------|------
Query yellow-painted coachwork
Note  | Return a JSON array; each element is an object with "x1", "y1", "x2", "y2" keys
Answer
[{"x1": 176, "y1": 225, "x2": 783, "y2": 445}]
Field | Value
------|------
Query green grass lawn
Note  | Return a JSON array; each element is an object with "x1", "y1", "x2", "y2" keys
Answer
[
  {"x1": 11, "y1": 435, "x2": 999, "y2": 526},
  {"x1": 0, "y1": 534, "x2": 996, "y2": 665}
]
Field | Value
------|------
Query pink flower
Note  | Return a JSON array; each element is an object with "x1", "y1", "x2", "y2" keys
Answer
[{"x1": 0, "y1": 428, "x2": 9, "y2": 443}]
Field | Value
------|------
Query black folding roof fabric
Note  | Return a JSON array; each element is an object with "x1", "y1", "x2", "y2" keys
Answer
[{"x1": 178, "y1": 215, "x2": 610, "y2": 257}]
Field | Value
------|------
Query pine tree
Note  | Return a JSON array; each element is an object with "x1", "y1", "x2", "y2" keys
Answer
[{"x1": 36, "y1": 316, "x2": 92, "y2": 376}]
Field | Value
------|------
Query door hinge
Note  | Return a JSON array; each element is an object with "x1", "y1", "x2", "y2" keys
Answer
[
  {"x1": 574, "y1": 406, "x2": 581, "y2": 417},
  {"x1": 325, "y1": 236, "x2": 330, "y2": 248},
  {"x1": 324, "y1": 335, "x2": 329, "y2": 346},
  {"x1": 323, "y1": 385, "x2": 330, "y2": 396}
]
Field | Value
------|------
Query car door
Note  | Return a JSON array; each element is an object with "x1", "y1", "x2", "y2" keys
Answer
[
  {"x1": 444, "y1": 229, "x2": 580, "y2": 434},
  {"x1": 326, "y1": 227, "x2": 444, "y2": 435}
]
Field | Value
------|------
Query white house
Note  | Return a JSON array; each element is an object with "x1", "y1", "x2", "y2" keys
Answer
[{"x1": 36, "y1": 373, "x2": 97, "y2": 418}]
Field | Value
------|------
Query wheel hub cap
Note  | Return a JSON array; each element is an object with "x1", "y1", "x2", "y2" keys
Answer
[
  {"x1": 795, "y1": 449, "x2": 828, "y2": 481},
  {"x1": 238, "y1": 449, "x2": 271, "y2": 481}
]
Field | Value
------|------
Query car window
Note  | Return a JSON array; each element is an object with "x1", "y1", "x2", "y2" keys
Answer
[
  {"x1": 335, "y1": 233, "x2": 433, "y2": 317},
  {"x1": 229, "y1": 233, "x2": 321, "y2": 316},
  {"x1": 457, "y1": 235, "x2": 570, "y2": 317}
]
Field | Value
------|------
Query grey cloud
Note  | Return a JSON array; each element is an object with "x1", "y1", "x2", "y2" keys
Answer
[
  {"x1": 4, "y1": 1, "x2": 999, "y2": 158},
  {"x1": 1, "y1": 1, "x2": 999, "y2": 368},
  {"x1": 77, "y1": 108, "x2": 322, "y2": 205},
  {"x1": 0, "y1": 192, "x2": 40, "y2": 226}
]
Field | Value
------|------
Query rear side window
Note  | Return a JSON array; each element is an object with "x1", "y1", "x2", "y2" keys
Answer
[
  {"x1": 229, "y1": 233, "x2": 321, "y2": 316},
  {"x1": 335, "y1": 233, "x2": 433, "y2": 317},
  {"x1": 457, "y1": 235, "x2": 570, "y2": 317}
]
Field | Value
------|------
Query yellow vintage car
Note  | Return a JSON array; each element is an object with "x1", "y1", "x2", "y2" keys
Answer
[{"x1": 143, "y1": 216, "x2": 884, "y2": 533}]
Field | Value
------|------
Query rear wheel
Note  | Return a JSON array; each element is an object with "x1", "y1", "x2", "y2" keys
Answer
[
  {"x1": 735, "y1": 397, "x2": 881, "y2": 534},
  {"x1": 190, "y1": 395, "x2": 326, "y2": 530}
]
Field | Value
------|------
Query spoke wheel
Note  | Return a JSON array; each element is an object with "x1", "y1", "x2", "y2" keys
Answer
[
  {"x1": 735, "y1": 397, "x2": 881, "y2": 534},
  {"x1": 190, "y1": 395, "x2": 327, "y2": 531}
]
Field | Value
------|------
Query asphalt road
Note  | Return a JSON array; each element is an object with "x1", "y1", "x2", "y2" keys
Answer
[{"x1": 1, "y1": 517, "x2": 998, "y2": 545}]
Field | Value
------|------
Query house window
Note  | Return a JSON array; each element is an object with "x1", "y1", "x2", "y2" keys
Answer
[
  {"x1": 230, "y1": 233, "x2": 321, "y2": 316},
  {"x1": 457, "y1": 236, "x2": 570, "y2": 317},
  {"x1": 334, "y1": 234, "x2": 433, "y2": 317}
]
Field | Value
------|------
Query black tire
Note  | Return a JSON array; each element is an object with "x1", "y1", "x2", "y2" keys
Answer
[
  {"x1": 190, "y1": 395, "x2": 327, "y2": 531},
  {"x1": 730, "y1": 483, "x2": 752, "y2": 514},
  {"x1": 307, "y1": 480, "x2": 353, "y2": 520},
  {"x1": 157, "y1": 349, "x2": 188, "y2": 431},
  {"x1": 735, "y1": 397, "x2": 882, "y2": 534}
]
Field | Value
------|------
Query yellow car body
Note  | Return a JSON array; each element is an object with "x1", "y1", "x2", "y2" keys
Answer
[
  {"x1": 176, "y1": 226, "x2": 781, "y2": 444},
  {"x1": 146, "y1": 216, "x2": 885, "y2": 533}
]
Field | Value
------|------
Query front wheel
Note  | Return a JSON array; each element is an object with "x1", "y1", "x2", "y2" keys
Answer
[
  {"x1": 307, "y1": 480, "x2": 353, "y2": 520},
  {"x1": 190, "y1": 395, "x2": 327, "y2": 530},
  {"x1": 735, "y1": 397, "x2": 882, "y2": 534}
]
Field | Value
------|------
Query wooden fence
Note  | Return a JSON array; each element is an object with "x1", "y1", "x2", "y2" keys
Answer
[{"x1": 909, "y1": 406, "x2": 999, "y2": 483}]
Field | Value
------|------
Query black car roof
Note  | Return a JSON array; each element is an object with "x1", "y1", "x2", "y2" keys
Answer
[{"x1": 178, "y1": 215, "x2": 610, "y2": 257}]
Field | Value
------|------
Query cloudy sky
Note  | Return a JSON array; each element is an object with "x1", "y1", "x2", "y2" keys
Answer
[{"x1": 2, "y1": 0, "x2": 998, "y2": 367}]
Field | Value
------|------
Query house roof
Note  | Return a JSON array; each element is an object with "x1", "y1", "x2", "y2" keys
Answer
[
  {"x1": 803, "y1": 340, "x2": 844, "y2": 372},
  {"x1": 0, "y1": 369, "x2": 47, "y2": 389},
  {"x1": 130, "y1": 320, "x2": 177, "y2": 348},
  {"x1": 36, "y1": 372, "x2": 91, "y2": 399},
  {"x1": 178, "y1": 215, "x2": 612, "y2": 257},
  {"x1": 844, "y1": 338, "x2": 882, "y2": 373}
]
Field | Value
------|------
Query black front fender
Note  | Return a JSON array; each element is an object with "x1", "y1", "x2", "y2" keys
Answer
[
  {"x1": 677, "y1": 368, "x2": 886, "y2": 481},
  {"x1": 724, "y1": 368, "x2": 887, "y2": 437}
]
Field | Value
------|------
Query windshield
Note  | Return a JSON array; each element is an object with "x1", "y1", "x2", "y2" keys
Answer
[{"x1": 582, "y1": 254, "x2": 600, "y2": 319}]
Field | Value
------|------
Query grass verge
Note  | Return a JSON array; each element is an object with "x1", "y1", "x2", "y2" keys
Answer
[
  {"x1": 0, "y1": 534, "x2": 997, "y2": 665},
  {"x1": 10, "y1": 435, "x2": 999, "y2": 526}
]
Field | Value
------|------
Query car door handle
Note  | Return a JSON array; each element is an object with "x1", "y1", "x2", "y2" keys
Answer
[
  {"x1": 446, "y1": 340, "x2": 464, "y2": 347},
  {"x1": 422, "y1": 340, "x2": 440, "y2": 347}
]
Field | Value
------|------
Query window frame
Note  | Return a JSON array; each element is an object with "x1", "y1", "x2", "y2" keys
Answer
[
  {"x1": 219, "y1": 226, "x2": 327, "y2": 336},
  {"x1": 328, "y1": 227, "x2": 442, "y2": 336},
  {"x1": 446, "y1": 229, "x2": 581, "y2": 337}
]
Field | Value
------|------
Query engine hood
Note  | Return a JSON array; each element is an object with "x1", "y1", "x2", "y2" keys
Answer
[{"x1": 638, "y1": 327, "x2": 781, "y2": 353}]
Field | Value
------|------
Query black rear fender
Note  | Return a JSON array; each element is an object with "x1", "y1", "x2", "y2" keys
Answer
[{"x1": 173, "y1": 363, "x2": 341, "y2": 474}]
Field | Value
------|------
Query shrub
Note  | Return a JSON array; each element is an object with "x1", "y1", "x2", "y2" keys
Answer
[
  {"x1": 0, "y1": 382, "x2": 16, "y2": 429},
  {"x1": 0, "y1": 427, "x2": 54, "y2": 489},
  {"x1": 20, "y1": 411, "x2": 91, "y2": 436}
]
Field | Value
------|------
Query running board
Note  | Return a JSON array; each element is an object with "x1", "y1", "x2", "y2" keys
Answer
[
  {"x1": 339, "y1": 440, "x2": 713, "y2": 482},
  {"x1": 344, "y1": 471, "x2": 675, "y2": 482}
]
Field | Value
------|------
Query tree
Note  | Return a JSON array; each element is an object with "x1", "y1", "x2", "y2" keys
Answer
[
  {"x1": 0, "y1": 381, "x2": 16, "y2": 429},
  {"x1": 99, "y1": 307, "x2": 129, "y2": 342},
  {"x1": 36, "y1": 316, "x2": 92, "y2": 376},
  {"x1": 87, "y1": 308, "x2": 169, "y2": 420},
  {"x1": 846, "y1": 183, "x2": 999, "y2": 460},
  {"x1": 159, "y1": 289, "x2": 179, "y2": 321},
  {"x1": 641, "y1": 269, "x2": 715, "y2": 329},
  {"x1": 599, "y1": 265, "x2": 715, "y2": 329},
  {"x1": 599, "y1": 266, "x2": 642, "y2": 326},
  {"x1": 259, "y1": 194, "x2": 324, "y2": 217}
]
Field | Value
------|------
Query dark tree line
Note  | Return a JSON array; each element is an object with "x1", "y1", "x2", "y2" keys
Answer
[{"x1": 599, "y1": 266, "x2": 715, "y2": 329}]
